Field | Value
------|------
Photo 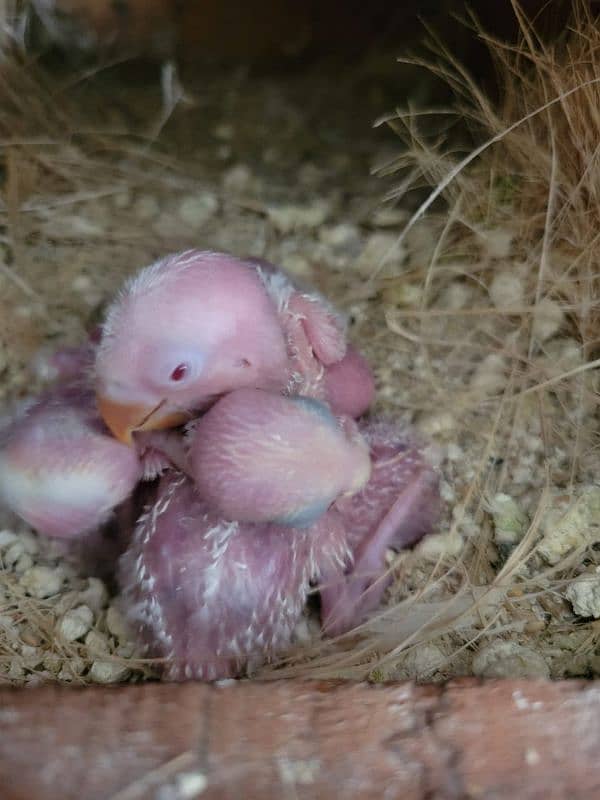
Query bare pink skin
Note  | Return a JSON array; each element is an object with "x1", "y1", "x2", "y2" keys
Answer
[
  {"x1": 119, "y1": 471, "x2": 350, "y2": 681},
  {"x1": 187, "y1": 388, "x2": 371, "y2": 527},
  {"x1": 0, "y1": 385, "x2": 142, "y2": 538},
  {"x1": 95, "y1": 251, "x2": 291, "y2": 421},
  {"x1": 323, "y1": 346, "x2": 375, "y2": 419},
  {"x1": 95, "y1": 250, "x2": 373, "y2": 428},
  {"x1": 320, "y1": 420, "x2": 440, "y2": 636}
]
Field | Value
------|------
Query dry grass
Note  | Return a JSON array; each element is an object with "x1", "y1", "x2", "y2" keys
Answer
[
  {"x1": 1, "y1": 0, "x2": 600, "y2": 684},
  {"x1": 265, "y1": 0, "x2": 600, "y2": 681}
]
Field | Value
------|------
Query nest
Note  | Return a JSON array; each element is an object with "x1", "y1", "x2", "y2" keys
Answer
[{"x1": 1, "y1": 0, "x2": 599, "y2": 685}]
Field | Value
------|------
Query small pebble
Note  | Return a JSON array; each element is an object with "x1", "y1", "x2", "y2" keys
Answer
[
  {"x1": 20, "y1": 565, "x2": 64, "y2": 599},
  {"x1": 355, "y1": 232, "x2": 406, "y2": 278},
  {"x1": 43, "y1": 653, "x2": 63, "y2": 675},
  {"x1": 566, "y1": 570, "x2": 600, "y2": 618},
  {"x1": 134, "y1": 195, "x2": 160, "y2": 221},
  {"x1": 280, "y1": 254, "x2": 313, "y2": 279},
  {"x1": 3, "y1": 541, "x2": 25, "y2": 568},
  {"x1": 20, "y1": 644, "x2": 44, "y2": 669},
  {"x1": 79, "y1": 577, "x2": 108, "y2": 615},
  {"x1": 539, "y1": 487, "x2": 600, "y2": 564},
  {"x1": 319, "y1": 223, "x2": 361, "y2": 250},
  {"x1": 489, "y1": 493, "x2": 528, "y2": 547},
  {"x1": 472, "y1": 640, "x2": 549, "y2": 679},
  {"x1": 89, "y1": 660, "x2": 130, "y2": 684},
  {"x1": 267, "y1": 200, "x2": 330, "y2": 233},
  {"x1": 372, "y1": 207, "x2": 407, "y2": 228},
  {"x1": 489, "y1": 271, "x2": 524, "y2": 309},
  {"x1": 213, "y1": 122, "x2": 234, "y2": 140},
  {"x1": 57, "y1": 657, "x2": 86, "y2": 681},
  {"x1": 398, "y1": 643, "x2": 445, "y2": 680},
  {"x1": 417, "y1": 410, "x2": 455, "y2": 437},
  {"x1": 532, "y1": 297, "x2": 564, "y2": 342},
  {"x1": 470, "y1": 354, "x2": 506, "y2": 395},
  {"x1": 14, "y1": 553, "x2": 33, "y2": 573},
  {"x1": 178, "y1": 192, "x2": 218, "y2": 228},
  {"x1": 85, "y1": 629, "x2": 110, "y2": 654},
  {"x1": 106, "y1": 604, "x2": 130, "y2": 640},
  {"x1": 415, "y1": 530, "x2": 463, "y2": 560},
  {"x1": 112, "y1": 190, "x2": 132, "y2": 210},
  {"x1": 480, "y1": 228, "x2": 513, "y2": 259},
  {"x1": 438, "y1": 281, "x2": 472, "y2": 310},
  {"x1": 57, "y1": 605, "x2": 94, "y2": 642},
  {"x1": 0, "y1": 530, "x2": 18, "y2": 549},
  {"x1": 222, "y1": 163, "x2": 257, "y2": 194}
]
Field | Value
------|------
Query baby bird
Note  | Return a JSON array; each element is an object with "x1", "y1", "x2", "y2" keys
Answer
[
  {"x1": 95, "y1": 250, "x2": 375, "y2": 443},
  {"x1": 119, "y1": 471, "x2": 350, "y2": 680},
  {"x1": 0, "y1": 385, "x2": 142, "y2": 539},
  {"x1": 187, "y1": 388, "x2": 371, "y2": 527}
]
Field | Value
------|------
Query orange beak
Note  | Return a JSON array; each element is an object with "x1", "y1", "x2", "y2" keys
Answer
[{"x1": 97, "y1": 395, "x2": 189, "y2": 444}]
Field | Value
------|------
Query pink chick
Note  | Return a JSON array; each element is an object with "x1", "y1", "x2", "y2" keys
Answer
[
  {"x1": 118, "y1": 471, "x2": 350, "y2": 680},
  {"x1": 0, "y1": 385, "x2": 142, "y2": 539},
  {"x1": 95, "y1": 250, "x2": 374, "y2": 444},
  {"x1": 320, "y1": 419, "x2": 440, "y2": 635},
  {"x1": 187, "y1": 388, "x2": 371, "y2": 527}
]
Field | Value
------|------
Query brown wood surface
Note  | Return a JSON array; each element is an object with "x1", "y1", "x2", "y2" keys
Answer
[{"x1": 0, "y1": 678, "x2": 599, "y2": 799}]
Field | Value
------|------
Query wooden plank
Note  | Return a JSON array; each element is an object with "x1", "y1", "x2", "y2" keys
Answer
[{"x1": 1, "y1": 679, "x2": 599, "y2": 799}]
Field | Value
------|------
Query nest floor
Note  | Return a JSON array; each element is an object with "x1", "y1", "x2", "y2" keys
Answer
[{"x1": 0, "y1": 45, "x2": 598, "y2": 685}]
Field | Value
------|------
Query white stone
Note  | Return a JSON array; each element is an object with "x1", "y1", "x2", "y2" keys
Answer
[
  {"x1": 213, "y1": 122, "x2": 234, "y2": 140},
  {"x1": 57, "y1": 605, "x2": 94, "y2": 642},
  {"x1": 417, "y1": 410, "x2": 455, "y2": 437},
  {"x1": 3, "y1": 540, "x2": 25, "y2": 567},
  {"x1": 372, "y1": 207, "x2": 407, "y2": 228},
  {"x1": 267, "y1": 200, "x2": 330, "y2": 234},
  {"x1": 438, "y1": 281, "x2": 472, "y2": 310},
  {"x1": 134, "y1": 195, "x2": 160, "y2": 221},
  {"x1": 319, "y1": 223, "x2": 361, "y2": 249},
  {"x1": 472, "y1": 640, "x2": 549, "y2": 679},
  {"x1": 19, "y1": 566, "x2": 64, "y2": 598},
  {"x1": 532, "y1": 297, "x2": 564, "y2": 342},
  {"x1": 470, "y1": 354, "x2": 506, "y2": 395},
  {"x1": 17, "y1": 530, "x2": 39, "y2": 555},
  {"x1": 222, "y1": 163, "x2": 257, "y2": 194},
  {"x1": 57, "y1": 657, "x2": 86, "y2": 681},
  {"x1": 480, "y1": 228, "x2": 513, "y2": 259},
  {"x1": 89, "y1": 660, "x2": 130, "y2": 684},
  {"x1": 489, "y1": 272, "x2": 524, "y2": 309},
  {"x1": 415, "y1": 530, "x2": 463, "y2": 560},
  {"x1": 85, "y1": 629, "x2": 110, "y2": 654},
  {"x1": 14, "y1": 554, "x2": 33, "y2": 573},
  {"x1": 20, "y1": 644, "x2": 44, "y2": 669},
  {"x1": 79, "y1": 578, "x2": 108, "y2": 615},
  {"x1": 57, "y1": 215, "x2": 105, "y2": 237},
  {"x1": 175, "y1": 772, "x2": 208, "y2": 798},
  {"x1": 106, "y1": 604, "x2": 130, "y2": 641},
  {"x1": 280, "y1": 254, "x2": 313, "y2": 279},
  {"x1": 43, "y1": 653, "x2": 63, "y2": 675},
  {"x1": 489, "y1": 493, "x2": 528, "y2": 547},
  {"x1": 539, "y1": 487, "x2": 600, "y2": 564},
  {"x1": 355, "y1": 232, "x2": 406, "y2": 278},
  {"x1": 178, "y1": 192, "x2": 218, "y2": 228},
  {"x1": 0, "y1": 530, "x2": 18, "y2": 549},
  {"x1": 401, "y1": 643, "x2": 445, "y2": 679},
  {"x1": 566, "y1": 571, "x2": 600, "y2": 618},
  {"x1": 112, "y1": 190, "x2": 132, "y2": 209}
]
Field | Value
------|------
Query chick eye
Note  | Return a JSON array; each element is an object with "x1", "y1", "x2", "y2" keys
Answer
[{"x1": 169, "y1": 363, "x2": 188, "y2": 382}]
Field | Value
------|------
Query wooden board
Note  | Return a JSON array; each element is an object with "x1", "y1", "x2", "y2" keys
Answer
[{"x1": 1, "y1": 678, "x2": 599, "y2": 798}]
